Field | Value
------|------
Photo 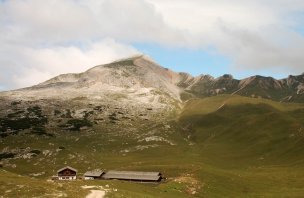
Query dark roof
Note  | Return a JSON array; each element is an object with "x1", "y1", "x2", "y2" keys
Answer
[
  {"x1": 84, "y1": 170, "x2": 105, "y2": 177},
  {"x1": 102, "y1": 170, "x2": 161, "y2": 181},
  {"x1": 57, "y1": 166, "x2": 78, "y2": 173}
]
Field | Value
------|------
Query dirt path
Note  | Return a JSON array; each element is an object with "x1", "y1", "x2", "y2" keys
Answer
[
  {"x1": 85, "y1": 190, "x2": 106, "y2": 198},
  {"x1": 217, "y1": 103, "x2": 226, "y2": 110}
]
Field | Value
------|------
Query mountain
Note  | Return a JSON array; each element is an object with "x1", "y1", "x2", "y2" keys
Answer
[
  {"x1": 179, "y1": 73, "x2": 304, "y2": 103},
  {"x1": 0, "y1": 55, "x2": 183, "y2": 138},
  {"x1": 2, "y1": 56, "x2": 304, "y2": 197},
  {"x1": 3, "y1": 55, "x2": 181, "y2": 107},
  {"x1": 3, "y1": 55, "x2": 304, "y2": 104},
  {"x1": 34, "y1": 55, "x2": 182, "y2": 99}
]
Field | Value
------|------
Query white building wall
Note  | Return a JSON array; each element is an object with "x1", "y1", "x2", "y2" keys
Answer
[{"x1": 58, "y1": 176, "x2": 76, "y2": 180}]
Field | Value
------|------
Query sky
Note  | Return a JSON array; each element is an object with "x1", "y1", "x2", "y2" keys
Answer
[{"x1": 1, "y1": 0, "x2": 304, "y2": 90}]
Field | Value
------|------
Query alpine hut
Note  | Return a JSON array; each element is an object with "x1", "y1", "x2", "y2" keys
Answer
[{"x1": 57, "y1": 166, "x2": 77, "y2": 180}]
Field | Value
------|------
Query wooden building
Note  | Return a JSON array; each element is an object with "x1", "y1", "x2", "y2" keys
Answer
[
  {"x1": 57, "y1": 166, "x2": 77, "y2": 180},
  {"x1": 84, "y1": 170, "x2": 105, "y2": 180},
  {"x1": 102, "y1": 170, "x2": 162, "y2": 182}
]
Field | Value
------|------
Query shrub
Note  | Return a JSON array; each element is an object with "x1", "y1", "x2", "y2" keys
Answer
[
  {"x1": 0, "y1": 152, "x2": 15, "y2": 160},
  {"x1": 30, "y1": 150, "x2": 41, "y2": 155},
  {"x1": 66, "y1": 119, "x2": 92, "y2": 131}
]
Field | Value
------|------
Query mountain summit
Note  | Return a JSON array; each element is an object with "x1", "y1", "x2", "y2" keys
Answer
[
  {"x1": 1, "y1": 56, "x2": 183, "y2": 112},
  {"x1": 36, "y1": 55, "x2": 181, "y2": 98}
]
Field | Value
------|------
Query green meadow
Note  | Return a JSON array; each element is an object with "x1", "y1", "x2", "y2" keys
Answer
[{"x1": 2, "y1": 95, "x2": 304, "y2": 197}]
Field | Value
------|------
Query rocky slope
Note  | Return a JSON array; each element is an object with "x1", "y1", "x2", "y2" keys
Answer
[
  {"x1": 0, "y1": 55, "x2": 183, "y2": 140},
  {"x1": 2, "y1": 55, "x2": 181, "y2": 107}
]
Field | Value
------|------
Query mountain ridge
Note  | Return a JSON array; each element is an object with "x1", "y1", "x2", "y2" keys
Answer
[{"x1": 1, "y1": 55, "x2": 304, "y2": 104}]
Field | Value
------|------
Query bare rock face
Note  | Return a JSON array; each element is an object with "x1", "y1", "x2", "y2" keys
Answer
[
  {"x1": 35, "y1": 55, "x2": 181, "y2": 97},
  {"x1": 0, "y1": 56, "x2": 183, "y2": 111}
]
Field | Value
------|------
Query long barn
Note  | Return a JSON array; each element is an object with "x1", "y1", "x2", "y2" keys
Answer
[
  {"x1": 102, "y1": 170, "x2": 162, "y2": 182},
  {"x1": 84, "y1": 170, "x2": 105, "y2": 180}
]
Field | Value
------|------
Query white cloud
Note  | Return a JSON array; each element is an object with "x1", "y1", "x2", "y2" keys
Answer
[
  {"x1": 0, "y1": 0, "x2": 185, "y2": 45},
  {"x1": 1, "y1": 0, "x2": 304, "y2": 90},
  {"x1": 0, "y1": 39, "x2": 139, "y2": 89},
  {"x1": 147, "y1": 0, "x2": 304, "y2": 72}
]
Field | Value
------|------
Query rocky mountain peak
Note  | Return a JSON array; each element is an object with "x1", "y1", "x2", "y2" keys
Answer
[
  {"x1": 220, "y1": 74, "x2": 233, "y2": 80},
  {"x1": 1, "y1": 55, "x2": 184, "y2": 113}
]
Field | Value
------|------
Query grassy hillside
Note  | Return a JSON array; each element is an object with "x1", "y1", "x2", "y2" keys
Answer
[
  {"x1": 179, "y1": 95, "x2": 304, "y2": 197},
  {"x1": 2, "y1": 95, "x2": 304, "y2": 197}
]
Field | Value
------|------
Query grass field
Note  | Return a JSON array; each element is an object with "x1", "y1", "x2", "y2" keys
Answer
[{"x1": 2, "y1": 95, "x2": 304, "y2": 197}]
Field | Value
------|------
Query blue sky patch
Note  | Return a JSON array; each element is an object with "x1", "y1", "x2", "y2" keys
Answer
[{"x1": 134, "y1": 43, "x2": 232, "y2": 78}]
